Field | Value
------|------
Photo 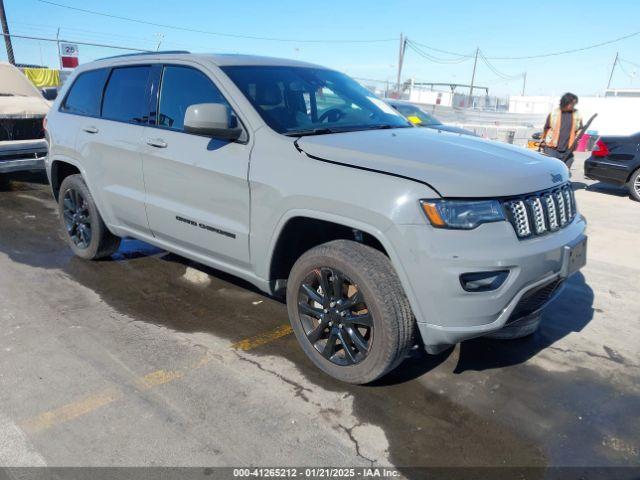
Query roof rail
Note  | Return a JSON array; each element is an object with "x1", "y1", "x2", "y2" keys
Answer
[{"x1": 97, "y1": 50, "x2": 191, "y2": 61}]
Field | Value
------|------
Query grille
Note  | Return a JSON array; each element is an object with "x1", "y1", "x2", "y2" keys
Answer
[
  {"x1": 507, "y1": 279, "x2": 563, "y2": 323},
  {"x1": 502, "y1": 183, "x2": 576, "y2": 239},
  {"x1": 0, "y1": 118, "x2": 45, "y2": 142}
]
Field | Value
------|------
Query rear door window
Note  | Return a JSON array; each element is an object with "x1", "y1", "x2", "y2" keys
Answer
[
  {"x1": 157, "y1": 66, "x2": 231, "y2": 131},
  {"x1": 101, "y1": 66, "x2": 151, "y2": 124},
  {"x1": 61, "y1": 68, "x2": 108, "y2": 116}
]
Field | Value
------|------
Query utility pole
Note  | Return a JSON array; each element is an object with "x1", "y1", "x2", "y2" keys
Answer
[
  {"x1": 0, "y1": 0, "x2": 15, "y2": 65},
  {"x1": 606, "y1": 52, "x2": 619, "y2": 90},
  {"x1": 521, "y1": 72, "x2": 527, "y2": 96},
  {"x1": 155, "y1": 32, "x2": 164, "y2": 51},
  {"x1": 396, "y1": 33, "x2": 406, "y2": 97},
  {"x1": 56, "y1": 27, "x2": 62, "y2": 69},
  {"x1": 468, "y1": 47, "x2": 479, "y2": 107}
]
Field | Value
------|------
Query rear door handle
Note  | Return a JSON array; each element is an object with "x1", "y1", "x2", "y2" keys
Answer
[
  {"x1": 82, "y1": 125, "x2": 99, "y2": 134},
  {"x1": 146, "y1": 138, "x2": 167, "y2": 148}
]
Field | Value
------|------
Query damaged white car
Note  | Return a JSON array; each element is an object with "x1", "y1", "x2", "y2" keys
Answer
[{"x1": 0, "y1": 61, "x2": 49, "y2": 174}]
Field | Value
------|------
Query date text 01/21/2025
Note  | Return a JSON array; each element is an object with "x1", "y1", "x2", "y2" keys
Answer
[{"x1": 232, "y1": 467, "x2": 401, "y2": 477}]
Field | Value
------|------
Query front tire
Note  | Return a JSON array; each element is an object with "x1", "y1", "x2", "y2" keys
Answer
[
  {"x1": 58, "y1": 174, "x2": 120, "y2": 260},
  {"x1": 627, "y1": 168, "x2": 640, "y2": 202},
  {"x1": 286, "y1": 240, "x2": 415, "y2": 384}
]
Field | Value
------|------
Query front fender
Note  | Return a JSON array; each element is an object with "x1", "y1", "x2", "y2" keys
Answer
[{"x1": 257, "y1": 206, "x2": 432, "y2": 328}]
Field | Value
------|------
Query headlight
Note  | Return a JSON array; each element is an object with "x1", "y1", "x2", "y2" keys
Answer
[{"x1": 420, "y1": 199, "x2": 505, "y2": 229}]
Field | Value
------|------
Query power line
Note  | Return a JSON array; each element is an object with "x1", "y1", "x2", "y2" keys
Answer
[
  {"x1": 410, "y1": 29, "x2": 640, "y2": 61},
  {"x1": 406, "y1": 39, "x2": 475, "y2": 58},
  {"x1": 617, "y1": 60, "x2": 636, "y2": 80},
  {"x1": 619, "y1": 57, "x2": 640, "y2": 69},
  {"x1": 487, "y1": 30, "x2": 640, "y2": 60},
  {"x1": 405, "y1": 42, "x2": 525, "y2": 96},
  {"x1": 11, "y1": 21, "x2": 159, "y2": 45},
  {"x1": 405, "y1": 40, "x2": 472, "y2": 64},
  {"x1": 1, "y1": 32, "x2": 149, "y2": 52},
  {"x1": 406, "y1": 42, "x2": 461, "y2": 64},
  {"x1": 35, "y1": 0, "x2": 396, "y2": 44},
  {"x1": 9, "y1": 21, "x2": 226, "y2": 52},
  {"x1": 478, "y1": 50, "x2": 523, "y2": 80},
  {"x1": 482, "y1": 75, "x2": 524, "y2": 85}
]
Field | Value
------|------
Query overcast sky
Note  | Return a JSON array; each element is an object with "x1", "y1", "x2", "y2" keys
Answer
[{"x1": 3, "y1": 0, "x2": 639, "y2": 96}]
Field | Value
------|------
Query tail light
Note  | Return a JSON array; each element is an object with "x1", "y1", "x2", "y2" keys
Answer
[
  {"x1": 592, "y1": 138, "x2": 609, "y2": 157},
  {"x1": 43, "y1": 117, "x2": 48, "y2": 131}
]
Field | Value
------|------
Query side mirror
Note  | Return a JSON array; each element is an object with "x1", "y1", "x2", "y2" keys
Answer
[
  {"x1": 531, "y1": 132, "x2": 542, "y2": 140},
  {"x1": 41, "y1": 88, "x2": 58, "y2": 101},
  {"x1": 184, "y1": 103, "x2": 242, "y2": 140}
]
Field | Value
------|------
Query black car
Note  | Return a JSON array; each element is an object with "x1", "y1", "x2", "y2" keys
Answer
[
  {"x1": 386, "y1": 100, "x2": 476, "y2": 136},
  {"x1": 584, "y1": 133, "x2": 640, "y2": 201}
]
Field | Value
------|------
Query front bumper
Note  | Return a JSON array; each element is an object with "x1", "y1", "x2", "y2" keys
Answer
[
  {"x1": 0, "y1": 139, "x2": 48, "y2": 173},
  {"x1": 390, "y1": 214, "x2": 587, "y2": 351}
]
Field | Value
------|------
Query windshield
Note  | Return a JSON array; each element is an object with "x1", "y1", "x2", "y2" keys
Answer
[
  {"x1": 392, "y1": 104, "x2": 441, "y2": 126},
  {"x1": 221, "y1": 66, "x2": 411, "y2": 135}
]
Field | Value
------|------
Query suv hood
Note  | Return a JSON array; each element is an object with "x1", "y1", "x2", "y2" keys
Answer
[
  {"x1": 0, "y1": 61, "x2": 50, "y2": 117},
  {"x1": 425, "y1": 124, "x2": 476, "y2": 137},
  {"x1": 0, "y1": 95, "x2": 50, "y2": 117},
  {"x1": 296, "y1": 127, "x2": 568, "y2": 198}
]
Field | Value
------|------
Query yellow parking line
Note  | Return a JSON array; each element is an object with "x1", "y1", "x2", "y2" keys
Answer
[
  {"x1": 231, "y1": 324, "x2": 293, "y2": 351},
  {"x1": 135, "y1": 369, "x2": 184, "y2": 391},
  {"x1": 21, "y1": 388, "x2": 122, "y2": 434},
  {"x1": 20, "y1": 324, "x2": 293, "y2": 434}
]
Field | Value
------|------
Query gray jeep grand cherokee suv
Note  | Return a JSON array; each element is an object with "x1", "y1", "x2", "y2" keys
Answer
[{"x1": 44, "y1": 52, "x2": 587, "y2": 383}]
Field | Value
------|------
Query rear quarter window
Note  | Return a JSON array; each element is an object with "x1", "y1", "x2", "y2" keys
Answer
[
  {"x1": 61, "y1": 68, "x2": 108, "y2": 117},
  {"x1": 101, "y1": 66, "x2": 151, "y2": 124}
]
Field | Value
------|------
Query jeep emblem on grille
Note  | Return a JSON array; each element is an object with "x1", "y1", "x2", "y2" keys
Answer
[{"x1": 551, "y1": 173, "x2": 563, "y2": 183}]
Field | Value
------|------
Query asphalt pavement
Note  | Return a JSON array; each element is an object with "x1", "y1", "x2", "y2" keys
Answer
[{"x1": 0, "y1": 154, "x2": 638, "y2": 473}]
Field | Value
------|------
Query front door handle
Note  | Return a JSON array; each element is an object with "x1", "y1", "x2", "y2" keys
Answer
[
  {"x1": 146, "y1": 138, "x2": 167, "y2": 148},
  {"x1": 82, "y1": 125, "x2": 99, "y2": 134}
]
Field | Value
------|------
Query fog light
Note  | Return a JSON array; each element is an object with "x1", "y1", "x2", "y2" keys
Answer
[{"x1": 460, "y1": 270, "x2": 509, "y2": 292}]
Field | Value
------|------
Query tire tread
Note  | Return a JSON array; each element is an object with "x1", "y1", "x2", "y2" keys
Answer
[
  {"x1": 58, "y1": 174, "x2": 120, "y2": 260},
  {"x1": 287, "y1": 239, "x2": 415, "y2": 384}
]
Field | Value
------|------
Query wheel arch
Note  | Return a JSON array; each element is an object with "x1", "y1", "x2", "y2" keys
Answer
[
  {"x1": 627, "y1": 164, "x2": 640, "y2": 183},
  {"x1": 49, "y1": 158, "x2": 118, "y2": 237},
  {"x1": 50, "y1": 158, "x2": 84, "y2": 201},
  {"x1": 264, "y1": 210, "x2": 422, "y2": 323}
]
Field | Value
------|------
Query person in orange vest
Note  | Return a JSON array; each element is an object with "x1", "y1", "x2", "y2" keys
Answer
[{"x1": 541, "y1": 93, "x2": 583, "y2": 168}]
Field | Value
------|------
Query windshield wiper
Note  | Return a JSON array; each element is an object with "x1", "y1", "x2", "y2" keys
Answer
[
  {"x1": 285, "y1": 124, "x2": 411, "y2": 137},
  {"x1": 284, "y1": 128, "x2": 340, "y2": 137},
  {"x1": 364, "y1": 124, "x2": 412, "y2": 130}
]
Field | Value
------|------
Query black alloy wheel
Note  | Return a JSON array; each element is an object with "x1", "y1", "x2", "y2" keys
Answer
[
  {"x1": 62, "y1": 187, "x2": 92, "y2": 249},
  {"x1": 297, "y1": 267, "x2": 372, "y2": 366}
]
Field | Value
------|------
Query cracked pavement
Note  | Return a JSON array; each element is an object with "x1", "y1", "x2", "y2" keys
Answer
[{"x1": 0, "y1": 154, "x2": 638, "y2": 470}]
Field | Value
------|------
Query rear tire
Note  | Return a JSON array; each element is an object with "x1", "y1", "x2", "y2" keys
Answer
[
  {"x1": 58, "y1": 174, "x2": 120, "y2": 260},
  {"x1": 286, "y1": 240, "x2": 415, "y2": 384},
  {"x1": 627, "y1": 168, "x2": 640, "y2": 202}
]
